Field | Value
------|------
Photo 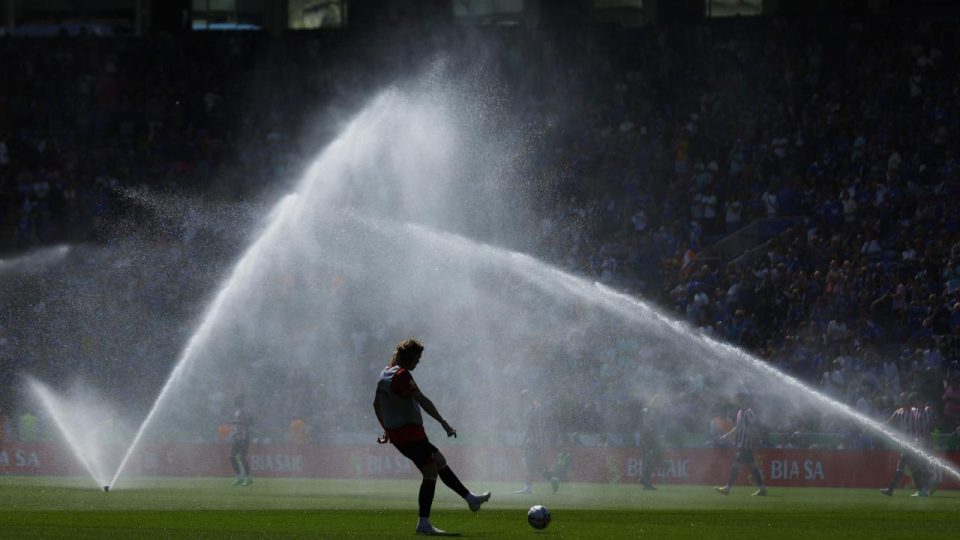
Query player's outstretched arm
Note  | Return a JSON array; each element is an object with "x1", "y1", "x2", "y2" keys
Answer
[{"x1": 412, "y1": 390, "x2": 457, "y2": 438}]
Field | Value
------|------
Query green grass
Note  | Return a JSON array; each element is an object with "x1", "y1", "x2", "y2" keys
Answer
[{"x1": 0, "y1": 477, "x2": 956, "y2": 538}]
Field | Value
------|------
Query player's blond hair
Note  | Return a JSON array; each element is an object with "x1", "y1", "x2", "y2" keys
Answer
[{"x1": 390, "y1": 338, "x2": 424, "y2": 369}]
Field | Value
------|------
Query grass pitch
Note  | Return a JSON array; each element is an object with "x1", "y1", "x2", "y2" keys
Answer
[{"x1": 0, "y1": 477, "x2": 956, "y2": 539}]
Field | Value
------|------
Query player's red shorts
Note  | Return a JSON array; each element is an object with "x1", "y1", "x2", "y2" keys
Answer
[{"x1": 394, "y1": 438, "x2": 440, "y2": 467}]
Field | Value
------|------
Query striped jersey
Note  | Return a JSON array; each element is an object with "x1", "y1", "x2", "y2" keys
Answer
[
  {"x1": 913, "y1": 406, "x2": 935, "y2": 444},
  {"x1": 890, "y1": 406, "x2": 933, "y2": 443},
  {"x1": 231, "y1": 406, "x2": 252, "y2": 442},
  {"x1": 734, "y1": 407, "x2": 758, "y2": 449},
  {"x1": 890, "y1": 406, "x2": 911, "y2": 435},
  {"x1": 525, "y1": 401, "x2": 546, "y2": 448}
]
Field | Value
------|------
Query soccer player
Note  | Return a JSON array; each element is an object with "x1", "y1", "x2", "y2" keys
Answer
[
  {"x1": 714, "y1": 393, "x2": 767, "y2": 496},
  {"x1": 918, "y1": 399, "x2": 939, "y2": 496},
  {"x1": 880, "y1": 392, "x2": 928, "y2": 496},
  {"x1": 513, "y1": 390, "x2": 560, "y2": 494},
  {"x1": 639, "y1": 394, "x2": 664, "y2": 490},
  {"x1": 373, "y1": 338, "x2": 491, "y2": 536},
  {"x1": 229, "y1": 394, "x2": 253, "y2": 486}
]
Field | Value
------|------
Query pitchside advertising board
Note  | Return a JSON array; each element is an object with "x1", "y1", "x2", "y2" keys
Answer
[{"x1": 2, "y1": 443, "x2": 958, "y2": 489}]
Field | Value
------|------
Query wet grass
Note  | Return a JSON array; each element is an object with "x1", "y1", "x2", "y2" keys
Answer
[{"x1": 0, "y1": 477, "x2": 956, "y2": 538}]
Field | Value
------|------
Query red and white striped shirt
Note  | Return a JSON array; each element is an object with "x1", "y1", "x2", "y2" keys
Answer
[
  {"x1": 735, "y1": 408, "x2": 758, "y2": 449},
  {"x1": 890, "y1": 406, "x2": 933, "y2": 444},
  {"x1": 890, "y1": 406, "x2": 912, "y2": 436},
  {"x1": 913, "y1": 406, "x2": 934, "y2": 445}
]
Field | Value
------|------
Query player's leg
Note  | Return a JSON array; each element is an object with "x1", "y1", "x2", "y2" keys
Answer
[
  {"x1": 746, "y1": 451, "x2": 766, "y2": 496},
  {"x1": 239, "y1": 441, "x2": 252, "y2": 485},
  {"x1": 641, "y1": 444, "x2": 659, "y2": 490},
  {"x1": 415, "y1": 460, "x2": 442, "y2": 534},
  {"x1": 881, "y1": 468, "x2": 903, "y2": 495},
  {"x1": 726, "y1": 458, "x2": 743, "y2": 488},
  {"x1": 716, "y1": 461, "x2": 738, "y2": 494},
  {"x1": 927, "y1": 461, "x2": 939, "y2": 495},
  {"x1": 909, "y1": 457, "x2": 928, "y2": 497},
  {"x1": 540, "y1": 450, "x2": 553, "y2": 481},
  {"x1": 514, "y1": 446, "x2": 537, "y2": 493},
  {"x1": 716, "y1": 450, "x2": 744, "y2": 494},
  {"x1": 432, "y1": 448, "x2": 491, "y2": 511},
  {"x1": 538, "y1": 450, "x2": 560, "y2": 493},
  {"x1": 229, "y1": 442, "x2": 243, "y2": 485},
  {"x1": 395, "y1": 440, "x2": 445, "y2": 535},
  {"x1": 550, "y1": 451, "x2": 570, "y2": 492},
  {"x1": 554, "y1": 452, "x2": 572, "y2": 480},
  {"x1": 434, "y1": 450, "x2": 469, "y2": 498},
  {"x1": 881, "y1": 454, "x2": 906, "y2": 495}
]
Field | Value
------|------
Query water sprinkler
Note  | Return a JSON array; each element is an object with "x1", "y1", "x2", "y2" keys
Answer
[{"x1": 103, "y1": 485, "x2": 110, "y2": 493}]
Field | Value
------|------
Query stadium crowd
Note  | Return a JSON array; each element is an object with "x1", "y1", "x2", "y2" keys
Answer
[
  {"x1": 526, "y1": 15, "x2": 960, "y2": 443},
  {"x1": 1, "y1": 14, "x2": 960, "y2": 447}
]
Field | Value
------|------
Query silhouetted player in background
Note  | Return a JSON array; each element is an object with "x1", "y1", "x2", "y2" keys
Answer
[
  {"x1": 918, "y1": 400, "x2": 940, "y2": 496},
  {"x1": 715, "y1": 393, "x2": 767, "y2": 496},
  {"x1": 639, "y1": 394, "x2": 664, "y2": 490},
  {"x1": 880, "y1": 392, "x2": 933, "y2": 496},
  {"x1": 514, "y1": 390, "x2": 560, "y2": 494},
  {"x1": 373, "y1": 338, "x2": 490, "y2": 535},
  {"x1": 229, "y1": 394, "x2": 253, "y2": 486}
]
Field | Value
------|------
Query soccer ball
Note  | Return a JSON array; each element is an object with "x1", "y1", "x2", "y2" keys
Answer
[{"x1": 527, "y1": 504, "x2": 551, "y2": 529}]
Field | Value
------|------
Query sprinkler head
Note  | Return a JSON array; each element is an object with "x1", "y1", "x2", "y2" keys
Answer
[{"x1": 103, "y1": 486, "x2": 110, "y2": 493}]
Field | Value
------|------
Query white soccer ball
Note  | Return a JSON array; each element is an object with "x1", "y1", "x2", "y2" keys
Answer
[{"x1": 527, "y1": 504, "x2": 551, "y2": 530}]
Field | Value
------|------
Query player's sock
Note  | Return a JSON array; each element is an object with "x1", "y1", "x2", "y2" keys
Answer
[
  {"x1": 750, "y1": 466, "x2": 764, "y2": 487},
  {"x1": 438, "y1": 466, "x2": 470, "y2": 499},
  {"x1": 888, "y1": 470, "x2": 904, "y2": 492},
  {"x1": 726, "y1": 464, "x2": 741, "y2": 488},
  {"x1": 418, "y1": 478, "x2": 436, "y2": 519},
  {"x1": 237, "y1": 457, "x2": 250, "y2": 483},
  {"x1": 915, "y1": 471, "x2": 927, "y2": 494}
]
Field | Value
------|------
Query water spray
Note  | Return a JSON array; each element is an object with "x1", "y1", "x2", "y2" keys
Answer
[
  {"x1": 26, "y1": 377, "x2": 111, "y2": 491},
  {"x1": 24, "y1": 85, "x2": 960, "y2": 495},
  {"x1": 397, "y1": 220, "x2": 960, "y2": 483}
]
